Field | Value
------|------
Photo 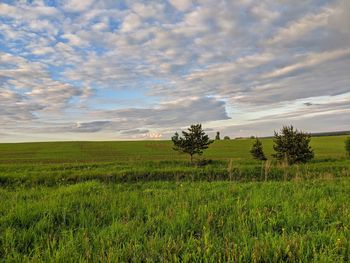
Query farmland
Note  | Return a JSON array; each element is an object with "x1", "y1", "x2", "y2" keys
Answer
[{"x1": 0, "y1": 136, "x2": 349, "y2": 261}]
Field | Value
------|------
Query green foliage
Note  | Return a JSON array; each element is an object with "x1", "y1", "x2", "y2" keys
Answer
[
  {"x1": 273, "y1": 126, "x2": 314, "y2": 164},
  {"x1": 250, "y1": 138, "x2": 267, "y2": 161},
  {"x1": 215, "y1": 131, "x2": 220, "y2": 140},
  {"x1": 223, "y1": 136, "x2": 230, "y2": 140},
  {"x1": 172, "y1": 124, "x2": 213, "y2": 162},
  {"x1": 345, "y1": 137, "x2": 350, "y2": 157}
]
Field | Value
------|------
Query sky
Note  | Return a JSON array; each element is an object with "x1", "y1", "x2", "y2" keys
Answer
[{"x1": 0, "y1": 0, "x2": 350, "y2": 142}]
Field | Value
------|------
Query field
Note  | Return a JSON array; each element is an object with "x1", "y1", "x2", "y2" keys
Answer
[{"x1": 0, "y1": 136, "x2": 349, "y2": 261}]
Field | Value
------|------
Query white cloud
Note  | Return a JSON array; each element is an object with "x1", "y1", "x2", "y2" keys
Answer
[
  {"x1": 62, "y1": 0, "x2": 94, "y2": 12},
  {"x1": 1, "y1": 0, "x2": 350, "y2": 141},
  {"x1": 121, "y1": 13, "x2": 142, "y2": 33},
  {"x1": 61, "y1": 33, "x2": 88, "y2": 46},
  {"x1": 169, "y1": 0, "x2": 193, "y2": 12}
]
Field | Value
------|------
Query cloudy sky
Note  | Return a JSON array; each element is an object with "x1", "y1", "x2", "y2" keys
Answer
[{"x1": 0, "y1": 0, "x2": 349, "y2": 142}]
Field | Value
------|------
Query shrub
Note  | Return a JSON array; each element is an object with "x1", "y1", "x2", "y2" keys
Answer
[
  {"x1": 272, "y1": 125, "x2": 314, "y2": 165},
  {"x1": 224, "y1": 136, "x2": 230, "y2": 140},
  {"x1": 250, "y1": 138, "x2": 267, "y2": 161},
  {"x1": 345, "y1": 137, "x2": 350, "y2": 157}
]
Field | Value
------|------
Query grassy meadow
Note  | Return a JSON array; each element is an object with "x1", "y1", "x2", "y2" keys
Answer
[{"x1": 0, "y1": 135, "x2": 349, "y2": 261}]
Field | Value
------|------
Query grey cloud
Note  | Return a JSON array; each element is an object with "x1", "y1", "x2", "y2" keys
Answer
[
  {"x1": 0, "y1": 89, "x2": 44, "y2": 122},
  {"x1": 21, "y1": 96, "x2": 229, "y2": 134},
  {"x1": 248, "y1": 98, "x2": 350, "y2": 122},
  {"x1": 69, "y1": 121, "x2": 112, "y2": 133},
  {"x1": 105, "y1": 96, "x2": 230, "y2": 127},
  {"x1": 304, "y1": 102, "x2": 313, "y2": 106},
  {"x1": 120, "y1": 129, "x2": 150, "y2": 135},
  {"x1": 221, "y1": 109, "x2": 350, "y2": 138}
]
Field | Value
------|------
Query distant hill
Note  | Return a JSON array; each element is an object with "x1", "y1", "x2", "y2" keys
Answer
[
  {"x1": 310, "y1": 131, "x2": 350, "y2": 137},
  {"x1": 237, "y1": 130, "x2": 350, "y2": 139}
]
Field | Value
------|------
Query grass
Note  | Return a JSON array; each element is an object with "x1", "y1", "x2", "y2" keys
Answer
[
  {"x1": 0, "y1": 135, "x2": 349, "y2": 261},
  {"x1": 0, "y1": 136, "x2": 349, "y2": 186},
  {"x1": 0, "y1": 135, "x2": 348, "y2": 164},
  {"x1": 1, "y1": 179, "x2": 349, "y2": 262}
]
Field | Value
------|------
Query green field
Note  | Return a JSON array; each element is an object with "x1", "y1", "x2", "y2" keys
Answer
[
  {"x1": 0, "y1": 136, "x2": 349, "y2": 261},
  {"x1": 0, "y1": 135, "x2": 347, "y2": 163},
  {"x1": 0, "y1": 136, "x2": 349, "y2": 186}
]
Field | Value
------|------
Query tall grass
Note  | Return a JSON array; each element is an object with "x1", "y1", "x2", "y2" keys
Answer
[
  {"x1": 1, "y1": 179, "x2": 349, "y2": 262},
  {"x1": 0, "y1": 159, "x2": 349, "y2": 186}
]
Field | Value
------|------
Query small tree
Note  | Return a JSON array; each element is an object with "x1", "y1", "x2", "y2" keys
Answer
[
  {"x1": 172, "y1": 124, "x2": 214, "y2": 163},
  {"x1": 272, "y1": 125, "x2": 314, "y2": 164},
  {"x1": 345, "y1": 137, "x2": 350, "y2": 157},
  {"x1": 215, "y1": 131, "x2": 221, "y2": 140},
  {"x1": 224, "y1": 136, "x2": 230, "y2": 140},
  {"x1": 250, "y1": 138, "x2": 267, "y2": 161}
]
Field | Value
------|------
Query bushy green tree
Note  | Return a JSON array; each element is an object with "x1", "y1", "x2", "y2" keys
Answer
[
  {"x1": 272, "y1": 125, "x2": 314, "y2": 164},
  {"x1": 215, "y1": 131, "x2": 221, "y2": 140},
  {"x1": 224, "y1": 136, "x2": 230, "y2": 140},
  {"x1": 345, "y1": 137, "x2": 350, "y2": 157},
  {"x1": 172, "y1": 124, "x2": 214, "y2": 163},
  {"x1": 250, "y1": 138, "x2": 267, "y2": 161}
]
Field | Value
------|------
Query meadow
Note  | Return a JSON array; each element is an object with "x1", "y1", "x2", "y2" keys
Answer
[{"x1": 0, "y1": 136, "x2": 349, "y2": 261}]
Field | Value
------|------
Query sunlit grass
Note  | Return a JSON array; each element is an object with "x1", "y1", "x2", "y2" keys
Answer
[{"x1": 0, "y1": 136, "x2": 349, "y2": 261}]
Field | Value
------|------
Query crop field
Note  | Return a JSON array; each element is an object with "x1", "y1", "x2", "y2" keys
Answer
[{"x1": 0, "y1": 135, "x2": 349, "y2": 261}]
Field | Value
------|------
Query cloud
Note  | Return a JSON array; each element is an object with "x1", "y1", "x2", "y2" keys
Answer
[
  {"x1": 121, "y1": 13, "x2": 142, "y2": 33},
  {"x1": 169, "y1": 0, "x2": 193, "y2": 12},
  {"x1": 120, "y1": 129, "x2": 150, "y2": 135},
  {"x1": 0, "y1": 2, "x2": 59, "y2": 20},
  {"x1": 0, "y1": 0, "x2": 349, "y2": 141},
  {"x1": 263, "y1": 48, "x2": 350, "y2": 79},
  {"x1": 71, "y1": 121, "x2": 112, "y2": 133},
  {"x1": 61, "y1": 33, "x2": 88, "y2": 46},
  {"x1": 101, "y1": 96, "x2": 230, "y2": 128},
  {"x1": 0, "y1": 51, "x2": 85, "y2": 123},
  {"x1": 17, "y1": 96, "x2": 229, "y2": 137},
  {"x1": 62, "y1": 0, "x2": 94, "y2": 12},
  {"x1": 266, "y1": 7, "x2": 333, "y2": 46}
]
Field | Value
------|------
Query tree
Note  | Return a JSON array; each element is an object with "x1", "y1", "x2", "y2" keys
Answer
[
  {"x1": 345, "y1": 137, "x2": 350, "y2": 157},
  {"x1": 250, "y1": 138, "x2": 267, "y2": 161},
  {"x1": 215, "y1": 131, "x2": 221, "y2": 140},
  {"x1": 172, "y1": 124, "x2": 214, "y2": 163},
  {"x1": 224, "y1": 136, "x2": 230, "y2": 140},
  {"x1": 272, "y1": 125, "x2": 314, "y2": 164}
]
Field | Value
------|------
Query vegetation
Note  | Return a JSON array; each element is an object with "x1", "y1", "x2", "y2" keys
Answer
[
  {"x1": 273, "y1": 126, "x2": 314, "y2": 164},
  {"x1": 0, "y1": 136, "x2": 349, "y2": 186},
  {"x1": 250, "y1": 138, "x2": 267, "y2": 161},
  {"x1": 224, "y1": 136, "x2": 230, "y2": 140},
  {"x1": 172, "y1": 124, "x2": 213, "y2": 163},
  {"x1": 0, "y1": 135, "x2": 349, "y2": 261},
  {"x1": 0, "y1": 136, "x2": 347, "y2": 164},
  {"x1": 215, "y1": 131, "x2": 220, "y2": 140},
  {"x1": 346, "y1": 137, "x2": 350, "y2": 157},
  {"x1": 1, "y1": 179, "x2": 349, "y2": 262}
]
